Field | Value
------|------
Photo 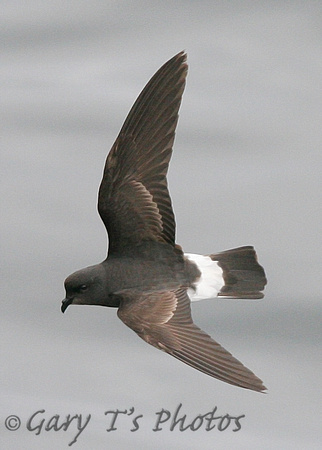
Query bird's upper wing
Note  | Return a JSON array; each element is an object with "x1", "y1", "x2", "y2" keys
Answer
[
  {"x1": 117, "y1": 288, "x2": 266, "y2": 392},
  {"x1": 98, "y1": 52, "x2": 188, "y2": 255}
]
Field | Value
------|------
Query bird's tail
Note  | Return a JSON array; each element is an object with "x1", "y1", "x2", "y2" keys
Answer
[
  {"x1": 185, "y1": 246, "x2": 267, "y2": 301},
  {"x1": 210, "y1": 246, "x2": 267, "y2": 299}
]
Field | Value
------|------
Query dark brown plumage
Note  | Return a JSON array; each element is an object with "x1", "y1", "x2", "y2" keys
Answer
[
  {"x1": 62, "y1": 52, "x2": 267, "y2": 392},
  {"x1": 98, "y1": 52, "x2": 187, "y2": 254}
]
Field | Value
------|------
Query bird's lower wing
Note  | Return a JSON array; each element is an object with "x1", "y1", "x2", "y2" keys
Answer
[{"x1": 117, "y1": 288, "x2": 266, "y2": 392}]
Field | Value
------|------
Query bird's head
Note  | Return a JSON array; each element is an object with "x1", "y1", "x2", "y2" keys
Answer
[{"x1": 61, "y1": 264, "x2": 106, "y2": 313}]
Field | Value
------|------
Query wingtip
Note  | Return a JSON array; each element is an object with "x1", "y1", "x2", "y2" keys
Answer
[
  {"x1": 177, "y1": 49, "x2": 187, "y2": 59},
  {"x1": 249, "y1": 377, "x2": 267, "y2": 393},
  {"x1": 169, "y1": 50, "x2": 188, "y2": 70},
  {"x1": 260, "y1": 384, "x2": 268, "y2": 393}
]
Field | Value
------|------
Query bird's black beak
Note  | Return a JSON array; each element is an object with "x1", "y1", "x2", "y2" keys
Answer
[{"x1": 61, "y1": 297, "x2": 73, "y2": 313}]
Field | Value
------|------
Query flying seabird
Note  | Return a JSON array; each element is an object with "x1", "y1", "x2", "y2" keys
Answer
[{"x1": 61, "y1": 52, "x2": 267, "y2": 392}]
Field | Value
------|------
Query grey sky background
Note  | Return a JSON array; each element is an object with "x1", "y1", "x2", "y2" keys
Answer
[{"x1": 2, "y1": 1, "x2": 321, "y2": 449}]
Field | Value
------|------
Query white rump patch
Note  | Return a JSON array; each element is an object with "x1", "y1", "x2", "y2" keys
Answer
[{"x1": 185, "y1": 253, "x2": 224, "y2": 302}]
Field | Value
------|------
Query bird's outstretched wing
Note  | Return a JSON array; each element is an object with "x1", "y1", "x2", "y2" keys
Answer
[
  {"x1": 98, "y1": 52, "x2": 187, "y2": 255},
  {"x1": 117, "y1": 288, "x2": 266, "y2": 392}
]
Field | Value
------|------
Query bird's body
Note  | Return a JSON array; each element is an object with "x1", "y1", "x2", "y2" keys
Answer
[
  {"x1": 65, "y1": 242, "x2": 195, "y2": 308},
  {"x1": 62, "y1": 52, "x2": 267, "y2": 392}
]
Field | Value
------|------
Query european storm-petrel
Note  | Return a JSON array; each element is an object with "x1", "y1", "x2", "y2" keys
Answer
[{"x1": 61, "y1": 52, "x2": 267, "y2": 392}]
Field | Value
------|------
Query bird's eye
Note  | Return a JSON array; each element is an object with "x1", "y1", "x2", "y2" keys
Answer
[{"x1": 79, "y1": 284, "x2": 88, "y2": 292}]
